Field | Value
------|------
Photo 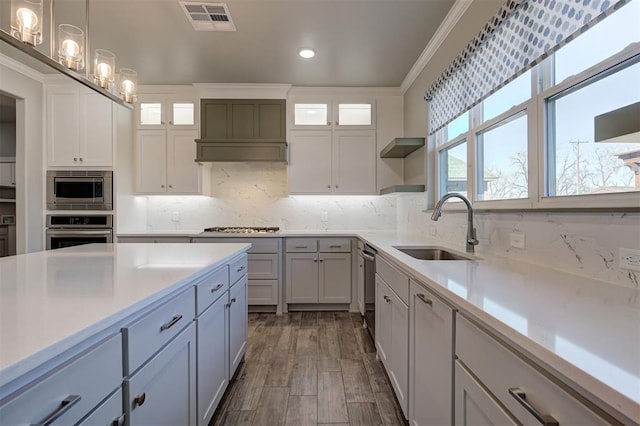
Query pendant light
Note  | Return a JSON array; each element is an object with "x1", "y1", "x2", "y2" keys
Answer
[
  {"x1": 57, "y1": 24, "x2": 84, "y2": 71},
  {"x1": 10, "y1": 0, "x2": 43, "y2": 46},
  {"x1": 119, "y1": 68, "x2": 138, "y2": 103},
  {"x1": 94, "y1": 49, "x2": 116, "y2": 90}
]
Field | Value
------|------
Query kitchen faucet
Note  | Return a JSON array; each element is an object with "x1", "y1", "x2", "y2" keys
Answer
[{"x1": 431, "y1": 193, "x2": 479, "y2": 254}]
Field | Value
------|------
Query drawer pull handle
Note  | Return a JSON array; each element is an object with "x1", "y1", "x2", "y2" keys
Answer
[
  {"x1": 133, "y1": 392, "x2": 147, "y2": 408},
  {"x1": 236, "y1": 265, "x2": 246, "y2": 272},
  {"x1": 211, "y1": 283, "x2": 224, "y2": 292},
  {"x1": 295, "y1": 245, "x2": 308, "y2": 248},
  {"x1": 417, "y1": 293, "x2": 433, "y2": 306},
  {"x1": 111, "y1": 413, "x2": 126, "y2": 426},
  {"x1": 329, "y1": 244, "x2": 341, "y2": 248},
  {"x1": 231, "y1": 297, "x2": 237, "y2": 304},
  {"x1": 383, "y1": 295, "x2": 391, "y2": 303},
  {"x1": 508, "y1": 388, "x2": 558, "y2": 426},
  {"x1": 33, "y1": 394, "x2": 81, "y2": 426},
  {"x1": 160, "y1": 314, "x2": 183, "y2": 331}
]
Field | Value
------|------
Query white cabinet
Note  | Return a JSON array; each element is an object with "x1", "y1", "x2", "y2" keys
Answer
[
  {"x1": 0, "y1": 162, "x2": 16, "y2": 187},
  {"x1": 285, "y1": 238, "x2": 352, "y2": 304},
  {"x1": 47, "y1": 85, "x2": 114, "y2": 167},
  {"x1": 289, "y1": 129, "x2": 376, "y2": 195},
  {"x1": 375, "y1": 275, "x2": 408, "y2": 418},
  {"x1": 409, "y1": 280, "x2": 455, "y2": 426},
  {"x1": 125, "y1": 323, "x2": 197, "y2": 426},
  {"x1": 135, "y1": 129, "x2": 204, "y2": 194}
]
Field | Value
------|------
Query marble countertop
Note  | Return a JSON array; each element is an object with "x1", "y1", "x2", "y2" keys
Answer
[
  {"x1": 0, "y1": 242, "x2": 251, "y2": 389},
  {"x1": 118, "y1": 229, "x2": 639, "y2": 422}
]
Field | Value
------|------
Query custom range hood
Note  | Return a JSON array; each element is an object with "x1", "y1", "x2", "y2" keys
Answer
[{"x1": 195, "y1": 99, "x2": 287, "y2": 162}]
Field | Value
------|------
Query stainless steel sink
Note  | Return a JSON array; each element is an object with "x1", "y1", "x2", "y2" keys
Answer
[{"x1": 393, "y1": 246, "x2": 475, "y2": 261}]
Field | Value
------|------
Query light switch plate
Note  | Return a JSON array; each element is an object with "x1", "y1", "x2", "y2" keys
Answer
[
  {"x1": 510, "y1": 232, "x2": 525, "y2": 249},
  {"x1": 620, "y1": 248, "x2": 640, "y2": 271}
]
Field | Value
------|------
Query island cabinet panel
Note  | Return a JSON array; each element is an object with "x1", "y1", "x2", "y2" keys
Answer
[
  {"x1": 229, "y1": 274, "x2": 248, "y2": 378},
  {"x1": 194, "y1": 265, "x2": 229, "y2": 315},
  {"x1": 456, "y1": 315, "x2": 611, "y2": 425},
  {"x1": 123, "y1": 287, "x2": 196, "y2": 375},
  {"x1": 77, "y1": 388, "x2": 124, "y2": 426},
  {"x1": 0, "y1": 333, "x2": 122, "y2": 426},
  {"x1": 125, "y1": 323, "x2": 197, "y2": 426}
]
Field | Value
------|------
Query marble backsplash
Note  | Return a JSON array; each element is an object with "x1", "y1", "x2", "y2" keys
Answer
[
  {"x1": 142, "y1": 163, "x2": 397, "y2": 232},
  {"x1": 397, "y1": 194, "x2": 640, "y2": 289}
]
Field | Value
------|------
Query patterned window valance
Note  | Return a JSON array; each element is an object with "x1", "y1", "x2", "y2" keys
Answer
[{"x1": 425, "y1": 0, "x2": 632, "y2": 135}]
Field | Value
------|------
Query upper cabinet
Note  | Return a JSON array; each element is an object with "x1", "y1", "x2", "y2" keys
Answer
[
  {"x1": 200, "y1": 99, "x2": 286, "y2": 142},
  {"x1": 291, "y1": 100, "x2": 376, "y2": 130},
  {"x1": 47, "y1": 84, "x2": 115, "y2": 168},
  {"x1": 135, "y1": 96, "x2": 197, "y2": 130}
]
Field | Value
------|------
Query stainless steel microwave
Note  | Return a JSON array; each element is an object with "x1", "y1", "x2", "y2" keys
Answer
[{"x1": 47, "y1": 170, "x2": 113, "y2": 210}]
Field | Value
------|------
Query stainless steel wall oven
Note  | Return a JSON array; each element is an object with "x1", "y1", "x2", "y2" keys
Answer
[
  {"x1": 47, "y1": 170, "x2": 113, "y2": 210},
  {"x1": 46, "y1": 214, "x2": 113, "y2": 250}
]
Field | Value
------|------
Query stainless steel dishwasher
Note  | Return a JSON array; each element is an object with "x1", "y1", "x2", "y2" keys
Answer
[{"x1": 360, "y1": 244, "x2": 377, "y2": 341}]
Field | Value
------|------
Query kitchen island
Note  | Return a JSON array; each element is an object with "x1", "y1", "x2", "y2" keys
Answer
[{"x1": 0, "y1": 242, "x2": 250, "y2": 425}]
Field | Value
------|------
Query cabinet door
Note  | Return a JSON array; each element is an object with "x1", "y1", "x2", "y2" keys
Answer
[
  {"x1": 256, "y1": 100, "x2": 285, "y2": 140},
  {"x1": 357, "y1": 248, "x2": 365, "y2": 315},
  {"x1": 228, "y1": 275, "x2": 248, "y2": 378},
  {"x1": 201, "y1": 100, "x2": 230, "y2": 139},
  {"x1": 47, "y1": 87, "x2": 79, "y2": 166},
  {"x1": 286, "y1": 253, "x2": 319, "y2": 303},
  {"x1": 126, "y1": 324, "x2": 196, "y2": 426},
  {"x1": 288, "y1": 131, "x2": 332, "y2": 194},
  {"x1": 333, "y1": 130, "x2": 377, "y2": 194},
  {"x1": 80, "y1": 90, "x2": 114, "y2": 166},
  {"x1": 77, "y1": 388, "x2": 124, "y2": 426},
  {"x1": 167, "y1": 129, "x2": 200, "y2": 194},
  {"x1": 197, "y1": 294, "x2": 228, "y2": 426},
  {"x1": 455, "y1": 361, "x2": 517, "y2": 426},
  {"x1": 0, "y1": 163, "x2": 16, "y2": 187},
  {"x1": 410, "y1": 282, "x2": 454, "y2": 426},
  {"x1": 136, "y1": 130, "x2": 167, "y2": 194},
  {"x1": 388, "y1": 288, "x2": 408, "y2": 418},
  {"x1": 375, "y1": 276, "x2": 391, "y2": 367},
  {"x1": 0, "y1": 235, "x2": 7, "y2": 257},
  {"x1": 318, "y1": 252, "x2": 351, "y2": 303}
]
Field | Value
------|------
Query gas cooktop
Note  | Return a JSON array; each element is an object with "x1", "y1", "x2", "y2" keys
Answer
[{"x1": 202, "y1": 226, "x2": 280, "y2": 234}]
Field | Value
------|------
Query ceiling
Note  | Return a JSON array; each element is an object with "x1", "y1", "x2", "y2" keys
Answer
[{"x1": 2, "y1": 0, "x2": 458, "y2": 87}]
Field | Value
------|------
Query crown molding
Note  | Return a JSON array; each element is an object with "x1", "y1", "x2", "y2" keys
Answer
[
  {"x1": 193, "y1": 83, "x2": 292, "y2": 99},
  {"x1": 0, "y1": 52, "x2": 45, "y2": 83},
  {"x1": 400, "y1": 0, "x2": 474, "y2": 94}
]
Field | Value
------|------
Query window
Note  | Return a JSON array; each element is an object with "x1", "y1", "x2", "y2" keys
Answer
[
  {"x1": 446, "y1": 111, "x2": 468, "y2": 141},
  {"x1": 554, "y1": 0, "x2": 640, "y2": 84},
  {"x1": 338, "y1": 103, "x2": 372, "y2": 126},
  {"x1": 477, "y1": 112, "x2": 528, "y2": 201},
  {"x1": 482, "y1": 71, "x2": 531, "y2": 122},
  {"x1": 172, "y1": 103, "x2": 194, "y2": 125},
  {"x1": 294, "y1": 103, "x2": 328, "y2": 126},
  {"x1": 546, "y1": 61, "x2": 640, "y2": 197},
  {"x1": 439, "y1": 140, "x2": 468, "y2": 198},
  {"x1": 140, "y1": 103, "x2": 162, "y2": 125}
]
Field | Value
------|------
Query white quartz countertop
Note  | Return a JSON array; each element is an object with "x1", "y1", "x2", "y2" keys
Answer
[{"x1": 0, "y1": 243, "x2": 250, "y2": 389}]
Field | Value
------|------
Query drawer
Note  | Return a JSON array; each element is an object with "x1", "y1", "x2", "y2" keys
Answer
[
  {"x1": 229, "y1": 254, "x2": 249, "y2": 285},
  {"x1": 119, "y1": 236, "x2": 192, "y2": 243},
  {"x1": 194, "y1": 237, "x2": 279, "y2": 253},
  {"x1": 195, "y1": 265, "x2": 229, "y2": 315},
  {"x1": 456, "y1": 316, "x2": 610, "y2": 425},
  {"x1": 319, "y1": 238, "x2": 351, "y2": 253},
  {"x1": 376, "y1": 256, "x2": 409, "y2": 304},
  {"x1": 0, "y1": 333, "x2": 122, "y2": 426},
  {"x1": 248, "y1": 279, "x2": 278, "y2": 304},
  {"x1": 286, "y1": 238, "x2": 317, "y2": 253},
  {"x1": 123, "y1": 287, "x2": 195, "y2": 375},
  {"x1": 248, "y1": 253, "x2": 279, "y2": 279},
  {"x1": 77, "y1": 388, "x2": 124, "y2": 426}
]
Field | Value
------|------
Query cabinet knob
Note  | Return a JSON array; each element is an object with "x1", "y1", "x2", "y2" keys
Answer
[
  {"x1": 335, "y1": 185, "x2": 339, "y2": 188},
  {"x1": 169, "y1": 185, "x2": 173, "y2": 188},
  {"x1": 319, "y1": 258, "x2": 324, "y2": 262},
  {"x1": 314, "y1": 259, "x2": 318, "y2": 263},
  {"x1": 327, "y1": 185, "x2": 331, "y2": 189},
  {"x1": 73, "y1": 157, "x2": 78, "y2": 162},
  {"x1": 79, "y1": 158, "x2": 83, "y2": 162},
  {"x1": 161, "y1": 185, "x2": 165, "y2": 188},
  {"x1": 133, "y1": 392, "x2": 146, "y2": 408}
]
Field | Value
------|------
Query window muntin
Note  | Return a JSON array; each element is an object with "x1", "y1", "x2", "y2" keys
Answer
[
  {"x1": 439, "y1": 140, "x2": 468, "y2": 198},
  {"x1": 294, "y1": 103, "x2": 328, "y2": 126},
  {"x1": 338, "y1": 103, "x2": 372, "y2": 126},
  {"x1": 482, "y1": 71, "x2": 531, "y2": 122},
  {"x1": 546, "y1": 61, "x2": 640, "y2": 197},
  {"x1": 476, "y1": 112, "x2": 528, "y2": 201},
  {"x1": 140, "y1": 103, "x2": 162, "y2": 125},
  {"x1": 172, "y1": 103, "x2": 194, "y2": 125},
  {"x1": 554, "y1": 0, "x2": 640, "y2": 84}
]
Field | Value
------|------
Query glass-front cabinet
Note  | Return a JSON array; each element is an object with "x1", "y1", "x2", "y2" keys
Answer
[
  {"x1": 135, "y1": 95, "x2": 197, "y2": 130},
  {"x1": 291, "y1": 98, "x2": 375, "y2": 130}
]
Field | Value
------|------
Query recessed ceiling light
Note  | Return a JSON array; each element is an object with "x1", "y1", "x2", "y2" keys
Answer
[{"x1": 298, "y1": 48, "x2": 315, "y2": 59}]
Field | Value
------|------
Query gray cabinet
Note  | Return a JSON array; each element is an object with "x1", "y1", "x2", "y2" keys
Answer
[
  {"x1": 409, "y1": 280, "x2": 455, "y2": 425},
  {"x1": 125, "y1": 324, "x2": 197, "y2": 426},
  {"x1": 285, "y1": 238, "x2": 352, "y2": 305},
  {"x1": 229, "y1": 274, "x2": 248, "y2": 378},
  {"x1": 200, "y1": 99, "x2": 286, "y2": 141}
]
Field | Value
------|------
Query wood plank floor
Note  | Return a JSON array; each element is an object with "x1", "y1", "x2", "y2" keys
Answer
[{"x1": 211, "y1": 312, "x2": 406, "y2": 426}]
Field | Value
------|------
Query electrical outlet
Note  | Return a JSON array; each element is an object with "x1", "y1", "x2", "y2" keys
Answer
[
  {"x1": 620, "y1": 248, "x2": 640, "y2": 272},
  {"x1": 321, "y1": 211, "x2": 328, "y2": 222},
  {"x1": 171, "y1": 211, "x2": 180, "y2": 222},
  {"x1": 510, "y1": 232, "x2": 525, "y2": 249}
]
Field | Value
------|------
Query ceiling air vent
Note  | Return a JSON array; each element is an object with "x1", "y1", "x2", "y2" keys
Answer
[{"x1": 179, "y1": 2, "x2": 236, "y2": 31}]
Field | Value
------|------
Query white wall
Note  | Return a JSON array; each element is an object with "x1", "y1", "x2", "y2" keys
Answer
[{"x1": 0, "y1": 57, "x2": 44, "y2": 253}]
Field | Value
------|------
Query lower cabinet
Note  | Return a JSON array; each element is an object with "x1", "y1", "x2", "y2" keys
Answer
[
  {"x1": 375, "y1": 274, "x2": 408, "y2": 418},
  {"x1": 78, "y1": 388, "x2": 125, "y2": 426},
  {"x1": 196, "y1": 295, "x2": 228, "y2": 426},
  {"x1": 125, "y1": 324, "x2": 197, "y2": 426},
  {"x1": 228, "y1": 274, "x2": 248, "y2": 378},
  {"x1": 409, "y1": 280, "x2": 455, "y2": 426}
]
